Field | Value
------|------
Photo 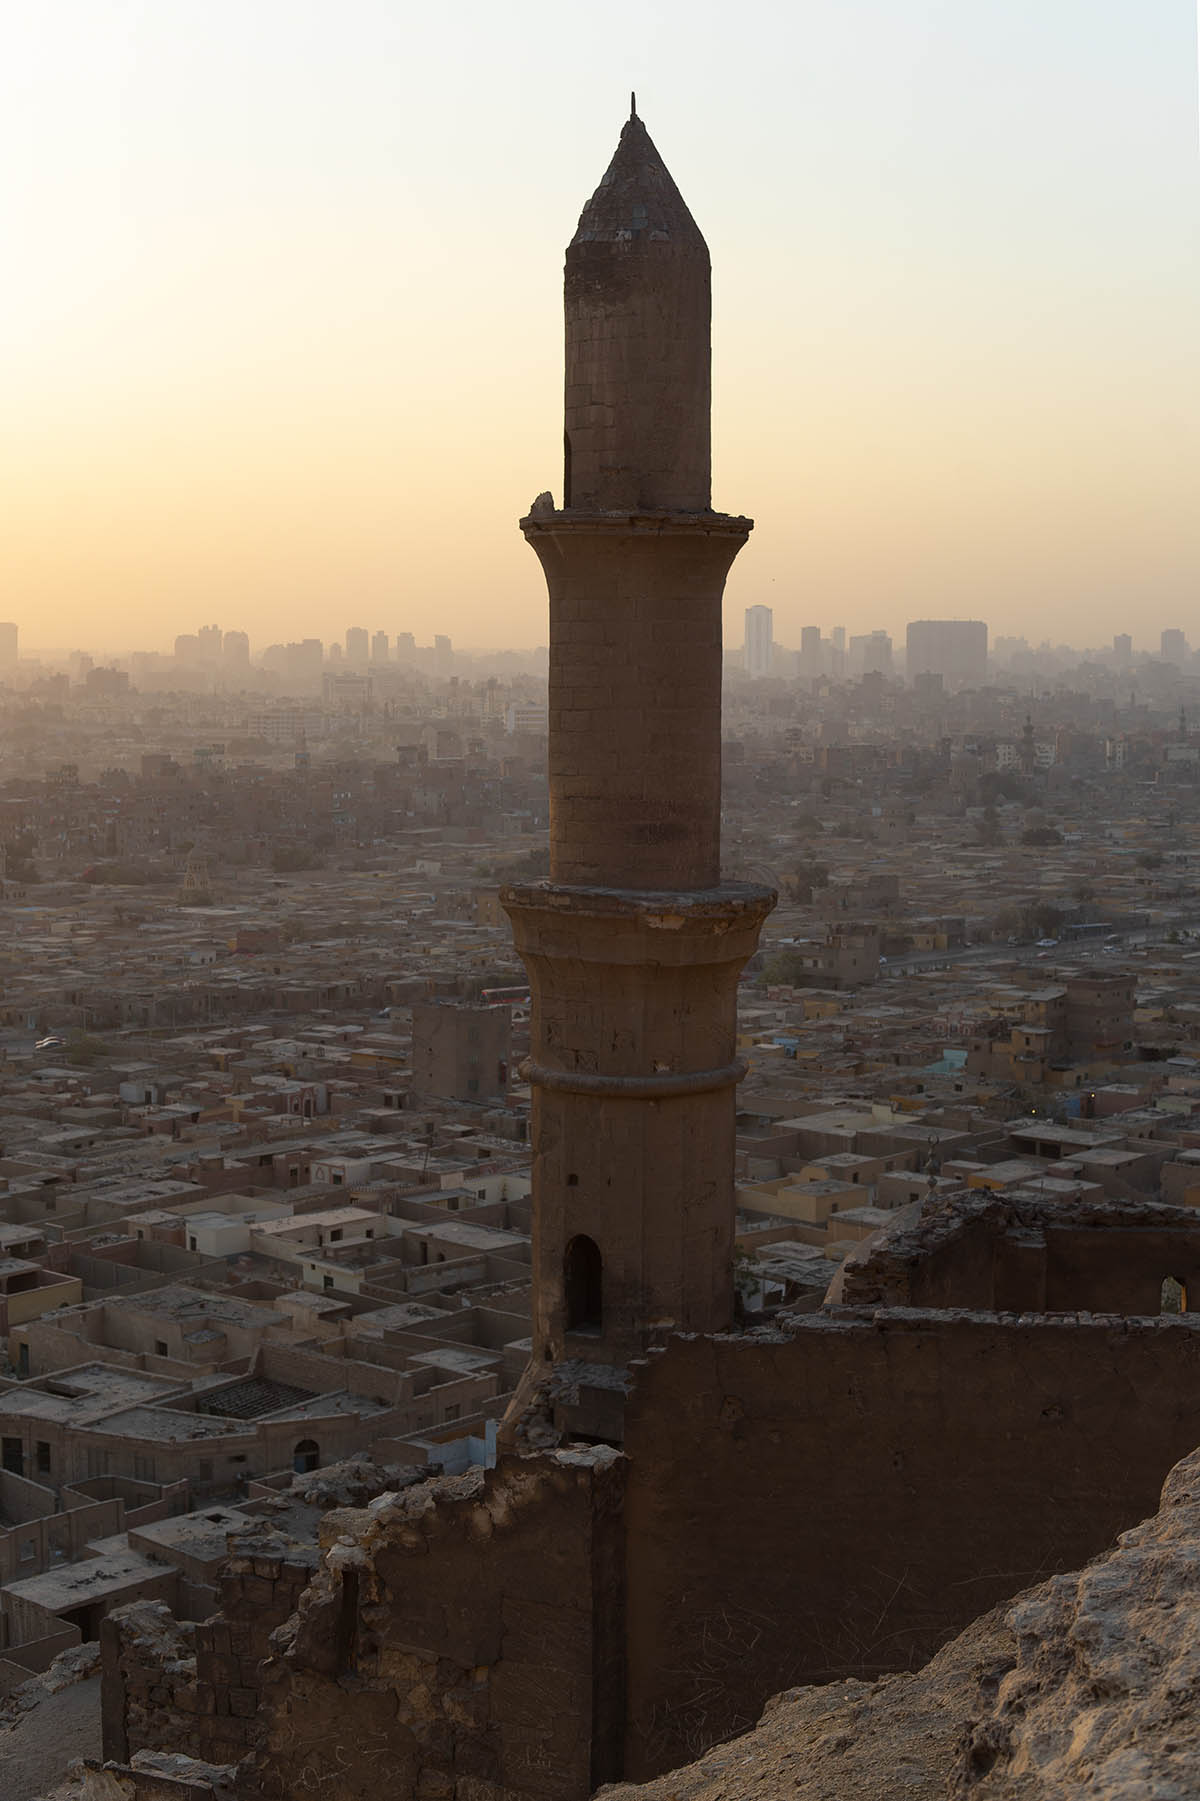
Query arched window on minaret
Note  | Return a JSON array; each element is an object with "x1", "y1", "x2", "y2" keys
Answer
[{"x1": 564, "y1": 1235, "x2": 603, "y2": 1334}]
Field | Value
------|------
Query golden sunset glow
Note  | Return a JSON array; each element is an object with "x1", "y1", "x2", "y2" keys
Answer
[{"x1": 2, "y1": 0, "x2": 1198, "y2": 655}]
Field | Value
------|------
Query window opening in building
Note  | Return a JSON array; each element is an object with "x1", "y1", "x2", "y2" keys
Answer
[
  {"x1": 1162, "y1": 1276, "x2": 1188, "y2": 1314},
  {"x1": 564, "y1": 1235, "x2": 603, "y2": 1334}
]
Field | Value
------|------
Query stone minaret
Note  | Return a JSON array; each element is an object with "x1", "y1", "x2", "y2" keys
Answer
[{"x1": 502, "y1": 105, "x2": 773, "y2": 1440}]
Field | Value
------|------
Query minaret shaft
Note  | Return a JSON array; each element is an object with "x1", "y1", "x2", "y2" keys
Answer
[
  {"x1": 502, "y1": 111, "x2": 773, "y2": 1429},
  {"x1": 533, "y1": 516, "x2": 748, "y2": 891}
]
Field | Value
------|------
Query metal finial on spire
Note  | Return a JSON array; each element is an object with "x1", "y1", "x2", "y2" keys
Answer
[{"x1": 630, "y1": 90, "x2": 637, "y2": 118}]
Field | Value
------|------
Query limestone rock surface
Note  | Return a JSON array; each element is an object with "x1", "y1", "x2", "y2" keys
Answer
[{"x1": 955, "y1": 1445, "x2": 1200, "y2": 1798}]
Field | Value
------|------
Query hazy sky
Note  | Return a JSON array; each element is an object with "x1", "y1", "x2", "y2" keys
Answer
[{"x1": 3, "y1": 0, "x2": 1198, "y2": 657}]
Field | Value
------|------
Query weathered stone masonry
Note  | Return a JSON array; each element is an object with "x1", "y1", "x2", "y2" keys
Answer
[
  {"x1": 501, "y1": 107, "x2": 773, "y2": 1418},
  {"x1": 102, "y1": 1538, "x2": 319, "y2": 1768},
  {"x1": 253, "y1": 1452, "x2": 625, "y2": 1801}
]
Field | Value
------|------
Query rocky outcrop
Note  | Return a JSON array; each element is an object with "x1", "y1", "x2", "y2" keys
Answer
[
  {"x1": 955, "y1": 1445, "x2": 1200, "y2": 1797},
  {"x1": 602, "y1": 1446, "x2": 1200, "y2": 1801}
]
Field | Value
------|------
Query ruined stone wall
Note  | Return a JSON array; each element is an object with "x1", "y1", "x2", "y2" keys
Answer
[
  {"x1": 102, "y1": 1544, "x2": 319, "y2": 1769},
  {"x1": 619, "y1": 1310, "x2": 1200, "y2": 1778},
  {"x1": 101, "y1": 1603, "x2": 206, "y2": 1767},
  {"x1": 1039, "y1": 1224, "x2": 1200, "y2": 1312},
  {"x1": 839, "y1": 1194, "x2": 1200, "y2": 1316},
  {"x1": 249, "y1": 1451, "x2": 625, "y2": 1801},
  {"x1": 102, "y1": 1301, "x2": 1200, "y2": 1801},
  {"x1": 192, "y1": 1545, "x2": 318, "y2": 1766}
]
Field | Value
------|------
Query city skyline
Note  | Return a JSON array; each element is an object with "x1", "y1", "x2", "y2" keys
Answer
[
  {"x1": 3, "y1": 2, "x2": 1199, "y2": 652},
  {"x1": 5, "y1": 612, "x2": 1198, "y2": 672},
  {"x1": 4, "y1": 608, "x2": 1189, "y2": 666}
]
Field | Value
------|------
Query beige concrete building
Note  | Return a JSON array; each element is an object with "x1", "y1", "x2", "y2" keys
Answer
[{"x1": 410, "y1": 999, "x2": 511, "y2": 1102}]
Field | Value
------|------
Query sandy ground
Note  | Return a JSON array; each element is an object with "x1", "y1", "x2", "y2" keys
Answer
[{"x1": 0, "y1": 1673, "x2": 100, "y2": 1801}]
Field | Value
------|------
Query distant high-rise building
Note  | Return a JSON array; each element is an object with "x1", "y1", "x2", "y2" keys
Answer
[
  {"x1": 849, "y1": 630, "x2": 892, "y2": 677},
  {"x1": 261, "y1": 639, "x2": 321, "y2": 689},
  {"x1": 906, "y1": 619, "x2": 988, "y2": 689},
  {"x1": 222, "y1": 630, "x2": 250, "y2": 667},
  {"x1": 0, "y1": 623, "x2": 18, "y2": 669},
  {"x1": 345, "y1": 626, "x2": 369, "y2": 665},
  {"x1": 371, "y1": 630, "x2": 390, "y2": 664},
  {"x1": 1113, "y1": 633, "x2": 1132, "y2": 666},
  {"x1": 799, "y1": 625, "x2": 822, "y2": 676},
  {"x1": 830, "y1": 625, "x2": 846, "y2": 653},
  {"x1": 85, "y1": 665, "x2": 129, "y2": 697},
  {"x1": 1161, "y1": 629, "x2": 1188, "y2": 664},
  {"x1": 197, "y1": 624, "x2": 222, "y2": 662},
  {"x1": 174, "y1": 633, "x2": 200, "y2": 663},
  {"x1": 395, "y1": 632, "x2": 416, "y2": 663},
  {"x1": 744, "y1": 605, "x2": 773, "y2": 678},
  {"x1": 434, "y1": 633, "x2": 454, "y2": 676},
  {"x1": 323, "y1": 670, "x2": 374, "y2": 713},
  {"x1": 505, "y1": 700, "x2": 549, "y2": 736}
]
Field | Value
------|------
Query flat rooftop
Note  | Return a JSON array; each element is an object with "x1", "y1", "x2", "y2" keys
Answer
[
  {"x1": 409, "y1": 1347, "x2": 503, "y2": 1375},
  {"x1": 117, "y1": 1285, "x2": 280, "y2": 1329},
  {"x1": 405, "y1": 1222, "x2": 528, "y2": 1251},
  {"x1": 5, "y1": 1547, "x2": 167, "y2": 1613},
  {"x1": 252, "y1": 1208, "x2": 378, "y2": 1236},
  {"x1": 1, "y1": 1367, "x2": 189, "y2": 1424},
  {"x1": 91, "y1": 1406, "x2": 258, "y2": 1444}
]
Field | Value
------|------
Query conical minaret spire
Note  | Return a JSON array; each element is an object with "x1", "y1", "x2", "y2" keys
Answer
[{"x1": 563, "y1": 112, "x2": 711, "y2": 512}]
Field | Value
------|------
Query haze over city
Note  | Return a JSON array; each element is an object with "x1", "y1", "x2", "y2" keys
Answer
[
  {"x1": 7, "y1": 17, "x2": 1200, "y2": 1800},
  {"x1": 3, "y1": 0, "x2": 1198, "y2": 656}
]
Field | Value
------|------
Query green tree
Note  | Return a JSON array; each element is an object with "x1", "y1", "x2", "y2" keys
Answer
[
  {"x1": 271, "y1": 845, "x2": 321, "y2": 873},
  {"x1": 762, "y1": 948, "x2": 811, "y2": 987},
  {"x1": 782, "y1": 859, "x2": 830, "y2": 903}
]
